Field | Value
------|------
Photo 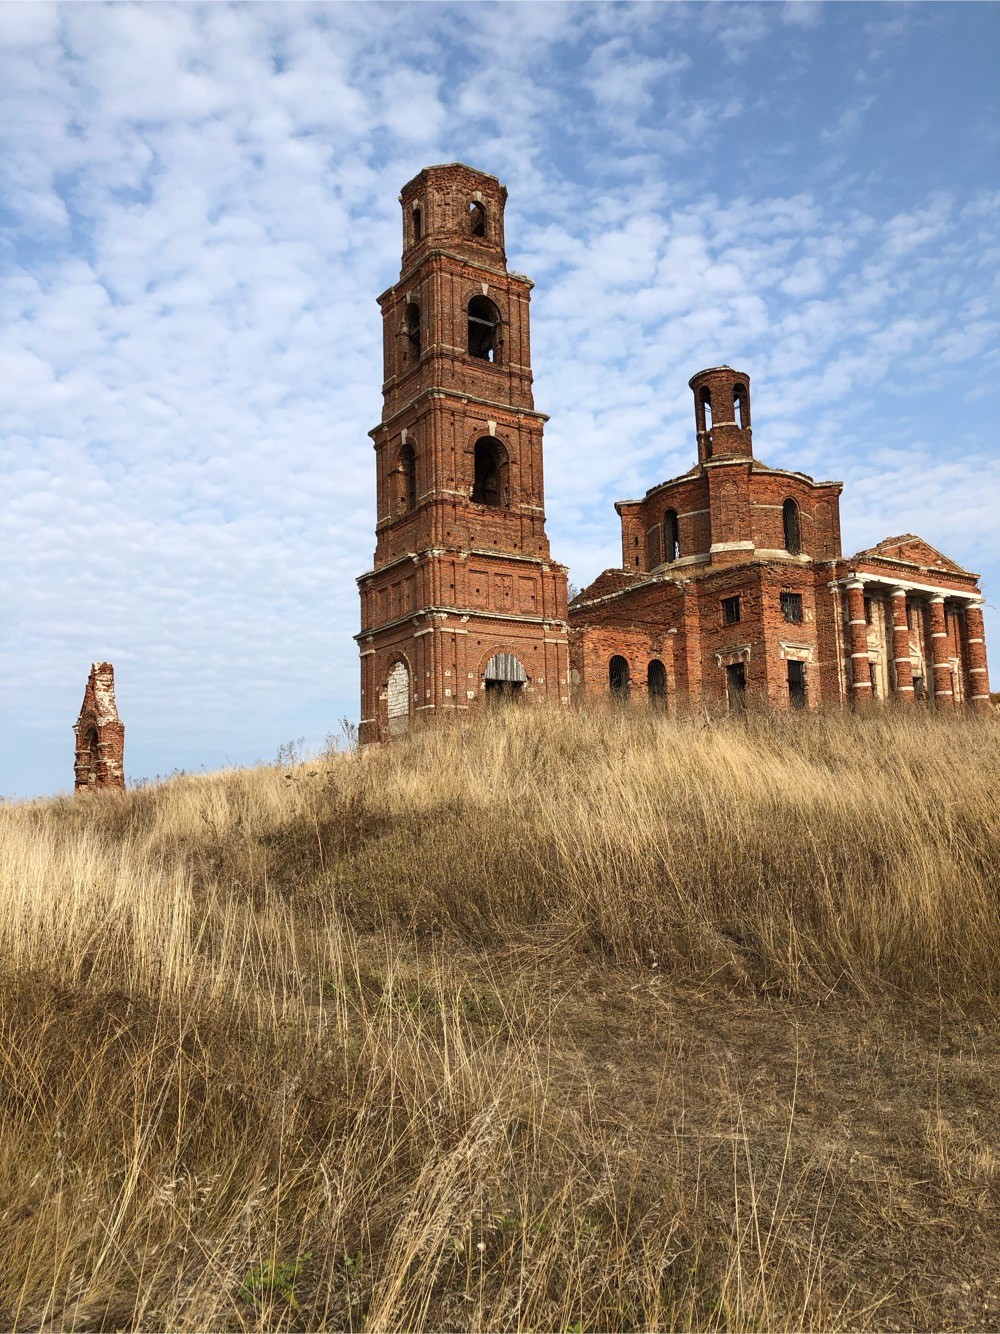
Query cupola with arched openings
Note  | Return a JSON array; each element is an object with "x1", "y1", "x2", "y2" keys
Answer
[{"x1": 689, "y1": 366, "x2": 753, "y2": 463}]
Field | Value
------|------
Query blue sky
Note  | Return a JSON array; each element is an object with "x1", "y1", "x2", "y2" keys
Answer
[{"x1": 2, "y1": 1, "x2": 998, "y2": 797}]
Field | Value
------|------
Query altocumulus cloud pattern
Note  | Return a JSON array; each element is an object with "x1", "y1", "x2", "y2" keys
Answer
[{"x1": 1, "y1": 1, "x2": 997, "y2": 796}]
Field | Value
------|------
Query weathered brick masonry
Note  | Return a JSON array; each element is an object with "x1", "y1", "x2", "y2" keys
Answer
[
  {"x1": 570, "y1": 366, "x2": 990, "y2": 712},
  {"x1": 359, "y1": 167, "x2": 989, "y2": 728},
  {"x1": 74, "y1": 662, "x2": 125, "y2": 791},
  {"x1": 356, "y1": 164, "x2": 569, "y2": 742}
]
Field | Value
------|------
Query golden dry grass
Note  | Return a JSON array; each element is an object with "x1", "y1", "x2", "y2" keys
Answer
[{"x1": 0, "y1": 704, "x2": 998, "y2": 1331}]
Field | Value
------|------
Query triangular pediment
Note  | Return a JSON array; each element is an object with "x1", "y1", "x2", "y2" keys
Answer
[{"x1": 851, "y1": 534, "x2": 973, "y2": 577}]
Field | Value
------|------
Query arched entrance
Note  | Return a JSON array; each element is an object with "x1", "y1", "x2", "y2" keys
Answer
[
  {"x1": 484, "y1": 652, "x2": 527, "y2": 702},
  {"x1": 386, "y1": 660, "x2": 411, "y2": 735},
  {"x1": 648, "y1": 659, "x2": 666, "y2": 705},
  {"x1": 609, "y1": 655, "x2": 630, "y2": 700}
]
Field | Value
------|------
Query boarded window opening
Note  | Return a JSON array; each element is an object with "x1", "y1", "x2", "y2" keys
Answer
[
  {"x1": 609, "y1": 655, "x2": 630, "y2": 699},
  {"x1": 405, "y1": 302, "x2": 421, "y2": 359},
  {"x1": 469, "y1": 201, "x2": 486, "y2": 237},
  {"x1": 663, "y1": 508, "x2": 680, "y2": 562},
  {"x1": 722, "y1": 595, "x2": 741, "y2": 626},
  {"x1": 782, "y1": 499, "x2": 801, "y2": 555},
  {"x1": 648, "y1": 658, "x2": 666, "y2": 704},
  {"x1": 726, "y1": 662, "x2": 747, "y2": 708},
  {"x1": 387, "y1": 661, "x2": 410, "y2": 734},
  {"x1": 787, "y1": 659, "x2": 806, "y2": 708},
  {"x1": 468, "y1": 295, "x2": 499, "y2": 362},
  {"x1": 472, "y1": 436, "x2": 508, "y2": 507},
  {"x1": 780, "y1": 591, "x2": 803, "y2": 624}
]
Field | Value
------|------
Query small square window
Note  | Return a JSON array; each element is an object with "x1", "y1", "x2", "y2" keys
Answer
[
  {"x1": 722, "y1": 596, "x2": 741, "y2": 626},
  {"x1": 780, "y1": 592, "x2": 803, "y2": 624}
]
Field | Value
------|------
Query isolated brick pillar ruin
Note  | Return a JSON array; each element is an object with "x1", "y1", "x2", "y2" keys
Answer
[
  {"x1": 845, "y1": 581, "x2": 872, "y2": 706},
  {"x1": 890, "y1": 588, "x2": 914, "y2": 704},
  {"x1": 964, "y1": 603, "x2": 991, "y2": 712},
  {"x1": 928, "y1": 596, "x2": 953, "y2": 711},
  {"x1": 74, "y1": 662, "x2": 125, "y2": 792}
]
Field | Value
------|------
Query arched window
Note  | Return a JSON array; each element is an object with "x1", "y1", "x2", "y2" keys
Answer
[
  {"x1": 83, "y1": 726, "x2": 99, "y2": 784},
  {"x1": 472, "y1": 436, "x2": 508, "y2": 508},
  {"x1": 399, "y1": 443, "x2": 416, "y2": 511},
  {"x1": 405, "y1": 302, "x2": 421, "y2": 360},
  {"x1": 782, "y1": 498, "x2": 801, "y2": 556},
  {"x1": 648, "y1": 659, "x2": 666, "y2": 704},
  {"x1": 412, "y1": 207, "x2": 422, "y2": 241},
  {"x1": 386, "y1": 661, "x2": 410, "y2": 735},
  {"x1": 609, "y1": 655, "x2": 630, "y2": 699},
  {"x1": 468, "y1": 296, "x2": 500, "y2": 363},
  {"x1": 734, "y1": 383, "x2": 747, "y2": 429},
  {"x1": 469, "y1": 201, "x2": 486, "y2": 237},
  {"x1": 663, "y1": 509, "x2": 680, "y2": 563},
  {"x1": 700, "y1": 386, "x2": 713, "y2": 431}
]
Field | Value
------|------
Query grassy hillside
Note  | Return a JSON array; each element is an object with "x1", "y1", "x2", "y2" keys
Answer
[{"x1": 1, "y1": 706, "x2": 998, "y2": 1331}]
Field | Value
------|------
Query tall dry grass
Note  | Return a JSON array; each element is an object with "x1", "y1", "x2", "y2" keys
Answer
[{"x1": 0, "y1": 705, "x2": 997, "y2": 1330}]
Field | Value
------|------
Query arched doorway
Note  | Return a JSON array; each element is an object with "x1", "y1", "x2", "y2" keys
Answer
[
  {"x1": 484, "y1": 652, "x2": 527, "y2": 702},
  {"x1": 386, "y1": 661, "x2": 411, "y2": 735},
  {"x1": 609, "y1": 655, "x2": 630, "y2": 700},
  {"x1": 648, "y1": 659, "x2": 666, "y2": 705}
]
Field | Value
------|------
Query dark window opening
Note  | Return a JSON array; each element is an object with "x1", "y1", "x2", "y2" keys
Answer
[
  {"x1": 864, "y1": 596, "x2": 873, "y2": 625},
  {"x1": 906, "y1": 601, "x2": 915, "y2": 629},
  {"x1": 648, "y1": 659, "x2": 666, "y2": 704},
  {"x1": 722, "y1": 595, "x2": 741, "y2": 626},
  {"x1": 663, "y1": 508, "x2": 680, "y2": 562},
  {"x1": 412, "y1": 207, "x2": 422, "y2": 241},
  {"x1": 782, "y1": 499, "x2": 801, "y2": 555},
  {"x1": 780, "y1": 591, "x2": 803, "y2": 624},
  {"x1": 468, "y1": 295, "x2": 500, "y2": 362},
  {"x1": 469, "y1": 201, "x2": 486, "y2": 237},
  {"x1": 609, "y1": 655, "x2": 630, "y2": 699},
  {"x1": 787, "y1": 660, "x2": 806, "y2": 708},
  {"x1": 405, "y1": 302, "x2": 421, "y2": 359},
  {"x1": 913, "y1": 673, "x2": 925, "y2": 701},
  {"x1": 734, "y1": 383, "x2": 747, "y2": 429},
  {"x1": 400, "y1": 443, "x2": 416, "y2": 511},
  {"x1": 726, "y1": 662, "x2": 747, "y2": 708},
  {"x1": 472, "y1": 435, "x2": 507, "y2": 508}
]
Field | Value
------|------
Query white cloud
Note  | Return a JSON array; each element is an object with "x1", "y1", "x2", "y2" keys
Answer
[{"x1": 1, "y1": 1, "x2": 997, "y2": 796}]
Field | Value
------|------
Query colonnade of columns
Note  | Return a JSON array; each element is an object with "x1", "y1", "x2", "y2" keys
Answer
[{"x1": 843, "y1": 579, "x2": 990, "y2": 712}]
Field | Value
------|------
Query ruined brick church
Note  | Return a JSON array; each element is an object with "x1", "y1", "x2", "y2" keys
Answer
[{"x1": 356, "y1": 164, "x2": 990, "y2": 739}]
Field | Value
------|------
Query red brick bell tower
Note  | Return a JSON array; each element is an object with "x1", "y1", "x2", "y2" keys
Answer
[{"x1": 356, "y1": 164, "x2": 570, "y2": 742}]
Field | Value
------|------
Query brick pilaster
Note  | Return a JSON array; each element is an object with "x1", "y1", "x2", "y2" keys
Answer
[
  {"x1": 890, "y1": 588, "x2": 914, "y2": 704},
  {"x1": 963, "y1": 602, "x2": 991, "y2": 712},
  {"x1": 928, "y1": 596, "x2": 953, "y2": 711},
  {"x1": 845, "y1": 580, "x2": 872, "y2": 705}
]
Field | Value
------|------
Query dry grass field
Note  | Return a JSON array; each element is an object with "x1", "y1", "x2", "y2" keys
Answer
[{"x1": 1, "y1": 705, "x2": 998, "y2": 1331}]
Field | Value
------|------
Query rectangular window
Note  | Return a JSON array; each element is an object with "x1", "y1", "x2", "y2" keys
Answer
[
  {"x1": 869, "y1": 661, "x2": 878, "y2": 698},
  {"x1": 787, "y1": 660, "x2": 806, "y2": 708},
  {"x1": 913, "y1": 673, "x2": 925, "y2": 701},
  {"x1": 780, "y1": 592, "x2": 803, "y2": 624},
  {"x1": 864, "y1": 596, "x2": 873, "y2": 625},
  {"x1": 722, "y1": 596, "x2": 741, "y2": 626}
]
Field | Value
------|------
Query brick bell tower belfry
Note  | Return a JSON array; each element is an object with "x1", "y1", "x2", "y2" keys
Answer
[{"x1": 356, "y1": 164, "x2": 570, "y2": 743}]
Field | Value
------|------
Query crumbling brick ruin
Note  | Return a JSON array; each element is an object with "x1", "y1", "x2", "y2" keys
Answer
[
  {"x1": 74, "y1": 662, "x2": 125, "y2": 791},
  {"x1": 358, "y1": 166, "x2": 990, "y2": 733}
]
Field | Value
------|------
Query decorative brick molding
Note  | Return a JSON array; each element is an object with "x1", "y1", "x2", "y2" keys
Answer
[{"x1": 74, "y1": 662, "x2": 125, "y2": 791}]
